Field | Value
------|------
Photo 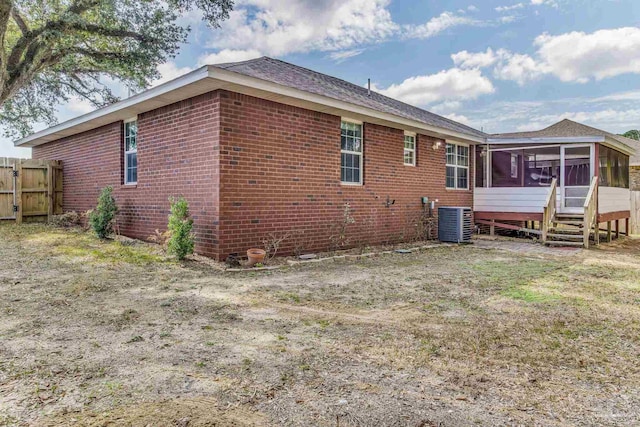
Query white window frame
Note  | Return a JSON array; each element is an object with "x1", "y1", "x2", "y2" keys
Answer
[
  {"x1": 446, "y1": 142, "x2": 469, "y2": 190},
  {"x1": 124, "y1": 117, "x2": 138, "y2": 185},
  {"x1": 404, "y1": 132, "x2": 416, "y2": 166},
  {"x1": 340, "y1": 119, "x2": 363, "y2": 185}
]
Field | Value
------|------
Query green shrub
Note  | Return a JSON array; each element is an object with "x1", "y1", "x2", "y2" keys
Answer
[
  {"x1": 88, "y1": 186, "x2": 118, "y2": 239},
  {"x1": 167, "y1": 197, "x2": 195, "y2": 260}
]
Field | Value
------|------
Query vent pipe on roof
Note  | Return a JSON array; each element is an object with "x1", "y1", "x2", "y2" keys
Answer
[{"x1": 367, "y1": 78, "x2": 371, "y2": 97}]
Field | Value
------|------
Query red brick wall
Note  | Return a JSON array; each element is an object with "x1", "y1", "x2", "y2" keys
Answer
[
  {"x1": 32, "y1": 91, "x2": 221, "y2": 257},
  {"x1": 33, "y1": 89, "x2": 474, "y2": 260},
  {"x1": 217, "y1": 91, "x2": 474, "y2": 258}
]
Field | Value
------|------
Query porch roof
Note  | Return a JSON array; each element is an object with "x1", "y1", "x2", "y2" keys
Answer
[{"x1": 488, "y1": 119, "x2": 639, "y2": 163}]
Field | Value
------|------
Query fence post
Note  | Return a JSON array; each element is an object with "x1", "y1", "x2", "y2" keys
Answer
[
  {"x1": 14, "y1": 160, "x2": 22, "y2": 224},
  {"x1": 47, "y1": 163, "x2": 54, "y2": 221}
]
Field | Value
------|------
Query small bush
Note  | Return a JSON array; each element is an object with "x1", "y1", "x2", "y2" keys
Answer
[
  {"x1": 167, "y1": 197, "x2": 195, "y2": 260},
  {"x1": 88, "y1": 187, "x2": 118, "y2": 239},
  {"x1": 148, "y1": 229, "x2": 171, "y2": 247},
  {"x1": 262, "y1": 231, "x2": 290, "y2": 263}
]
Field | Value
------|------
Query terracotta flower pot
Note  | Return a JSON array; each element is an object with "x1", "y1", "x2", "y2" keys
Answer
[{"x1": 247, "y1": 248, "x2": 266, "y2": 266}]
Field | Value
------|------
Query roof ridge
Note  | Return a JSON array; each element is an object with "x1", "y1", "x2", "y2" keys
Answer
[{"x1": 211, "y1": 56, "x2": 269, "y2": 69}]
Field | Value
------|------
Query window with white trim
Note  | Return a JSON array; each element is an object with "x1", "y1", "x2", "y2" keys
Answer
[
  {"x1": 124, "y1": 119, "x2": 138, "y2": 184},
  {"x1": 404, "y1": 133, "x2": 416, "y2": 166},
  {"x1": 446, "y1": 143, "x2": 469, "y2": 189},
  {"x1": 340, "y1": 120, "x2": 363, "y2": 184}
]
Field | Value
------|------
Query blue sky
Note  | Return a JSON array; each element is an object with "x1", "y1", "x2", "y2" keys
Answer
[{"x1": 4, "y1": 0, "x2": 640, "y2": 157}]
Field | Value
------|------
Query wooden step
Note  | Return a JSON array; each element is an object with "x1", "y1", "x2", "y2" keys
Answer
[
  {"x1": 555, "y1": 215, "x2": 584, "y2": 220},
  {"x1": 545, "y1": 240, "x2": 584, "y2": 247},
  {"x1": 547, "y1": 233, "x2": 584, "y2": 240},
  {"x1": 553, "y1": 220, "x2": 584, "y2": 226}
]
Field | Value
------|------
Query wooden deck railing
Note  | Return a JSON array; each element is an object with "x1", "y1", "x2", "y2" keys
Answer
[
  {"x1": 583, "y1": 176, "x2": 599, "y2": 248},
  {"x1": 541, "y1": 178, "x2": 557, "y2": 244}
]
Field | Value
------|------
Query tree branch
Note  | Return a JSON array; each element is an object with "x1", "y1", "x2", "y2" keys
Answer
[{"x1": 11, "y1": 7, "x2": 28, "y2": 34}]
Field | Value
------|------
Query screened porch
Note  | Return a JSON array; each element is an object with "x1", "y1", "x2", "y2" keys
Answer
[{"x1": 473, "y1": 141, "x2": 632, "y2": 247}]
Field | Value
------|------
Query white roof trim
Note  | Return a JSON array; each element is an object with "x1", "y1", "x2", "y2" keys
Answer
[
  {"x1": 15, "y1": 66, "x2": 210, "y2": 147},
  {"x1": 15, "y1": 65, "x2": 485, "y2": 147},
  {"x1": 486, "y1": 136, "x2": 603, "y2": 144},
  {"x1": 486, "y1": 135, "x2": 635, "y2": 156}
]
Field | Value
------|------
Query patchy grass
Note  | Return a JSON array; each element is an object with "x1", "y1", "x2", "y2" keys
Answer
[
  {"x1": 1, "y1": 224, "x2": 640, "y2": 426},
  {"x1": 4, "y1": 223, "x2": 165, "y2": 265}
]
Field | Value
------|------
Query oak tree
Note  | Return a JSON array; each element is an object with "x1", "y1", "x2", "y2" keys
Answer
[{"x1": 0, "y1": 0, "x2": 232, "y2": 137}]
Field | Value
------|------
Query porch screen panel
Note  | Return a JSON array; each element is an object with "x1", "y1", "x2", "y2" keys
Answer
[
  {"x1": 491, "y1": 150, "x2": 522, "y2": 187},
  {"x1": 524, "y1": 147, "x2": 560, "y2": 187},
  {"x1": 491, "y1": 146, "x2": 560, "y2": 187},
  {"x1": 563, "y1": 146, "x2": 590, "y2": 187},
  {"x1": 599, "y1": 146, "x2": 629, "y2": 188}
]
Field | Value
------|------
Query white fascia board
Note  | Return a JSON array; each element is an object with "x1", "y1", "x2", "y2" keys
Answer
[
  {"x1": 485, "y1": 135, "x2": 635, "y2": 156},
  {"x1": 14, "y1": 66, "x2": 211, "y2": 147},
  {"x1": 485, "y1": 136, "x2": 603, "y2": 145}
]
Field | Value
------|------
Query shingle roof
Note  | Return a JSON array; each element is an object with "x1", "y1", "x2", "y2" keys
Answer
[
  {"x1": 212, "y1": 56, "x2": 487, "y2": 139},
  {"x1": 492, "y1": 118, "x2": 640, "y2": 164}
]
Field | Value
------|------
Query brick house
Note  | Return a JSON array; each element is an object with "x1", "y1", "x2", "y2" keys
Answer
[
  {"x1": 18, "y1": 57, "x2": 484, "y2": 259},
  {"x1": 16, "y1": 57, "x2": 637, "y2": 257}
]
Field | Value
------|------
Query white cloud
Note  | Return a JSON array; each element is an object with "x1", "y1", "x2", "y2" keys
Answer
[
  {"x1": 590, "y1": 90, "x2": 640, "y2": 103},
  {"x1": 205, "y1": 1, "x2": 486, "y2": 60},
  {"x1": 451, "y1": 27, "x2": 640, "y2": 85},
  {"x1": 534, "y1": 27, "x2": 640, "y2": 83},
  {"x1": 404, "y1": 11, "x2": 477, "y2": 39},
  {"x1": 197, "y1": 49, "x2": 262, "y2": 66},
  {"x1": 452, "y1": 48, "x2": 499, "y2": 69},
  {"x1": 498, "y1": 15, "x2": 517, "y2": 23},
  {"x1": 66, "y1": 97, "x2": 95, "y2": 115},
  {"x1": 443, "y1": 113, "x2": 472, "y2": 126},
  {"x1": 328, "y1": 49, "x2": 365, "y2": 63},
  {"x1": 531, "y1": 0, "x2": 557, "y2": 6},
  {"x1": 430, "y1": 101, "x2": 463, "y2": 114},
  {"x1": 152, "y1": 62, "x2": 194, "y2": 87},
  {"x1": 493, "y1": 51, "x2": 547, "y2": 85},
  {"x1": 495, "y1": 3, "x2": 524, "y2": 12},
  {"x1": 377, "y1": 68, "x2": 495, "y2": 106},
  {"x1": 209, "y1": 0, "x2": 398, "y2": 57}
]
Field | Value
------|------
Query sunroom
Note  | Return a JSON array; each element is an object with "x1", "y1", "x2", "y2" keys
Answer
[{"x1": 473, "y1": 135, "x2": 633, "y2": 247}]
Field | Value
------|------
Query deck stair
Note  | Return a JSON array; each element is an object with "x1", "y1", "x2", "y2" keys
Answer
[
  {"x1": 546, "y1": 213, "x2": 590, "y2": 246},
  {"x1": 541, "y1": 177, "x2": 600, "y2": 248}
]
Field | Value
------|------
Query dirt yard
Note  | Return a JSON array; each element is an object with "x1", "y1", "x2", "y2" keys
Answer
[{"x1": 1, "y1": 224, "x2": 639, "y2": 426}]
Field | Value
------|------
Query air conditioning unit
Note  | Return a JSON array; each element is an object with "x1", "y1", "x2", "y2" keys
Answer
[{"x1": 438, "y1": 207, "x2": 473, "y2": 243}]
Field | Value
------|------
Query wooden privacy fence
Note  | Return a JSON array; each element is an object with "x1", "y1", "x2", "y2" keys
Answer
[
  {"x1": 632, "y1": 191, "x2": 640, "y2": 235},
  {"x1": 0, "y1": 158, "x2": 63, "y2": 224}
]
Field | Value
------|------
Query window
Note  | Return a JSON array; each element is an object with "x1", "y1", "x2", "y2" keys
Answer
[
  {"x1": 341, "y1": 120, "x2": 363, "y2": 184},
  {"x1": 124, "y1": 119, "x2": 138, "y2": 184},
  {"x1": 446, "y1": 143, "x2": 469, "y2": 189},
  {"x1": 404, "y1": 133, "x2": 416, "y2": 166}
]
